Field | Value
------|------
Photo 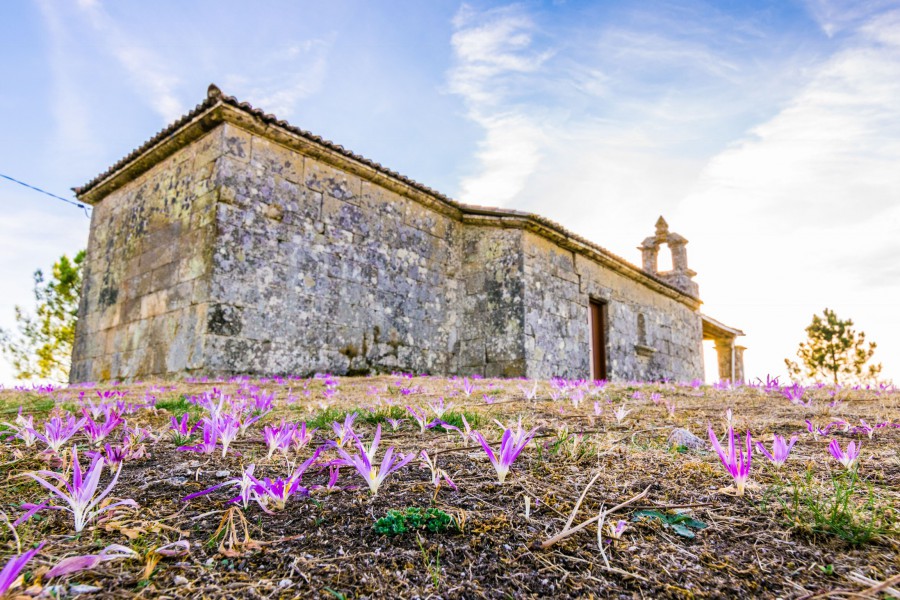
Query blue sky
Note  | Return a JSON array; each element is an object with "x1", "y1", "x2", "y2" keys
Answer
[{"x1": 2, "y1": 0, "x2": 899, "y2": 384}]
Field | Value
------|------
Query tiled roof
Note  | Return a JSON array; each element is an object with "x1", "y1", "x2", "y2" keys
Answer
[{"x1": 75, "y1": 84, "x2": 699, "y2": 303}]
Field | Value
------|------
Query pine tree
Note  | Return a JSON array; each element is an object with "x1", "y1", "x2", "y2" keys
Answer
[
  {"x1": 785, "y1": 308, "x2": 881, "y2": 385},
  {"x1": 0, "y1": 251, "x2": 85, "y2": 382}
]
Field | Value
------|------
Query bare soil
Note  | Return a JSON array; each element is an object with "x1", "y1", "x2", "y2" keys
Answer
[{"x1": 1, "y1": 376, "x2": 898, "y2": 599}]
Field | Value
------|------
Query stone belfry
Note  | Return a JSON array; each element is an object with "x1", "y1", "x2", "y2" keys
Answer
[{"x1": 639, "y1": 217, "x2": 699, "y2": 297}]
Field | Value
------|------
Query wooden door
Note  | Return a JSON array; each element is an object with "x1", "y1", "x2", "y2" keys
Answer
[{"x1": 589, "y1": 300, "x2": 608, "y2": 380}]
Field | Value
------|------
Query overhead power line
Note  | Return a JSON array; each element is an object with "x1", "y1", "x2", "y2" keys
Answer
[{"x1": 0, "y1": 172, "x2": 92, "y2": 217}]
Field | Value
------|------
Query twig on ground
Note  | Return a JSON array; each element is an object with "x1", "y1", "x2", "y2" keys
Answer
[{"x1": 534, "y1": 484, "x2": 650, "y2": 550}]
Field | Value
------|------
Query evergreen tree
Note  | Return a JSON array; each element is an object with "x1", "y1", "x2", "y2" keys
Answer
[
  {"x1": 0, "y1": 251, "x2": 85, "y2": 382},
  {"x1": 785, "y1": 308, "x2": 881, "y2": 385}
]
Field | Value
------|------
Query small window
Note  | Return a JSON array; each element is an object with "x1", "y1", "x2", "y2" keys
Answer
[{"x1": 637, "y1": 313, "x2": 647, "y2": 346}]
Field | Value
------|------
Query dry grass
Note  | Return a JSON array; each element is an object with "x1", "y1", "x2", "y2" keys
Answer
[{"x1": 0, "y1": 376, "x2": 898, "y2": 599}]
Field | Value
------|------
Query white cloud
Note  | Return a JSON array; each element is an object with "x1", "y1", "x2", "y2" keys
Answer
[
  {"x1": 681, "y1": 7, "x2": 900, "y2": 381},
  {"x1": 74, "y1": 0, "x2": 185, "y2": 123},
  {"x1": 448, "y1": 4, "x2": 551, "y2": 206},
  {"x1": 34, "y1": 0, "x2": 102, "y2": 166},
  {"x1": 802, "y1": 0, "x2": 900, "y2": 36},
  {"x1": 222, "y1": 38, "x2": 333, "y2": 118}
]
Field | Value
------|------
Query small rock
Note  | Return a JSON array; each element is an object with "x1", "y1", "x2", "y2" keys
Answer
[
  {"x1": 278, "y1": 579, "x2": 293, "y2": 588},
  {"x1": 215, "y1": 470, "x2": 230, "y2": 478},
  {"x1": 173, "y1": 576, "x2": 189, "y2": 586},
  {"x1": 668, "y1": 428, "x2": 705, "y2": 451},
  {"x1": 167, "y1": 476, "x2": 188, "y2": 486},
  {"x1": 205, "y1": 558, "x2": 215, "y2": 566},
  {"x1": 187, "y1": 460, "x2": 201, "y2": 468},
  {"x1": 70, "y1": 584, "x2": 102, "y2": 594}
]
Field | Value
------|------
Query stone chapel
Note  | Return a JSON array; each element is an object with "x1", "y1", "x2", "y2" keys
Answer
[{"x1": 69, "y1": 85, "x2": 745, "y2": 383}]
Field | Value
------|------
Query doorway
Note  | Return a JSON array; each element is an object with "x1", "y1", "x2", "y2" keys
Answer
[{"x1": 589, "y1": 299, "x2": 608, "y2": 380}]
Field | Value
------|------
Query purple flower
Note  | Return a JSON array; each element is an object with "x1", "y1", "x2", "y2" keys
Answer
[
  {"x1": 34, "y1": 415, "x2": 86, "y2": 453},
  {"x1": 828, "y1": 439, "x2": 861, "y2": 470},
  {"x1": 183, "y1": 464, "x2": 260, "y2": 509},
  {"x1": 251, "y1": 449, "x2": 323, "y2": 511},
  {"x1": 755, "y1": 434, "x2": 797, "y2": 469},
  {"x1": 427, "y1": 397, "x2": 452, "y2": 419},
  {"x1": 18, "y1": 446, "x2": 137, "y2": 532},
  {"x1": 46, "y1": 544, "x2": 137, "y2": 579},
  {"x1": 169, "y1": 413, "x2": 196, "y2": 442},
  {"x1": 709, "y1": 426, "x2": 752, "y2": 495},
  {"x1": 334, "y1": 426, "x2": 415, "y2": 495},
  {"x1": 519, "y1": 381, "x2": 539, "y2": 401},
  {"x1": 385, "y1": 417, "x2": 405, "y2": 431},
  {"x1": 290, "y1": 422, "x2": 317, "y2": 451},
  {"x1": 83, "y1": 411, "x2": 123, "y2": 445},
  {"x1": 331, "y1": 413, "x2": 357, "y2": 448},
  {"x1": 406, "y1": 406, "x2": 429, "y2": 434},
  {"x1": 263, "y1": 422, "x2": 295, "y2": 459},
  {"x1": 605, "y1": 519, "x2": 627, "y2": 541},
  {"x1": 461, "y1": 377, "x2": 476, "y2": 398},
  {"x1": 472, "y1": 420, "x2": 538, "y2": 484},
  {"x1": 1, "y1": 412, "x2": 37, "y2": 447},
  {"x1": 177, "y1": 421, "x2": 217, "y2": 454},
  {"x1": 0, "y1": 541, "x2": 45, "y2": 595},
  {"x1": 420, "y1": 450, "x2": 456, "y2": 491},
  {"x1": 782, "y1": 383, "x2": 808, "y2": 405},
  {"x1": 214, "y1": 416, "x2": 241, "y2": 457}
]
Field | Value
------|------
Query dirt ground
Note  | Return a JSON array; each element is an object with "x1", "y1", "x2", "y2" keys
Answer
[{"x1": 1, "y1": 375, "x2": 898, "y2": 599}]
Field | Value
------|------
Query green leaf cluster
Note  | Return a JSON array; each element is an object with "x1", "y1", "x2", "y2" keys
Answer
[
  {"x1": 374, "y1": 507, "x2": 457, "y2": 536},
  {"x1": 633, "y1": 510, "x2": 708, "y2": 538},
  {"x1": 785, "y1": 308, "x2": 881, "y2": 385},
  {"x1": 0, "y1": 251, "x2": 85, "y2": 382}
]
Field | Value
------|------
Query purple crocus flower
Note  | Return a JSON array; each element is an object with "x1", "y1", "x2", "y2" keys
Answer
[
  {"x1": 782, "y1": 383, "x2": 807, "y2": 405},
  {"x1": 100, "y1": 443, "x2": 128, "y2": 468},
  {"x1": 18, "y1": 446, "x2": 137, "y2": 532},
  {"x1": 331, "y1": 413, "x2": 357, "y2": 448},
  {"x1": 471, "y1": 420, "x2": 538, "y2": 484},
  {"x1": 828, "y1": 439, "x2": 861, "y2": 470},
  {"x1": 406, "y1": 406, "x2": 429, "y2": 434},
  {"x1": 333, "y1": 428, "x2": 415, "y2": 495},
  {"x1": 708, "y1": 426, "x2": 752, "y2": 495},
  {"x1": 290, "y1": 422, "x2": 317, "y2": 451},
  {"x1": 170, "y1": 413, "x2": 196, "y2": 439},
  {"x1": 0, "y1": 541, "x2": 45, "y2": 595},
  {"x1": 263, "y1": 422, "x2": 295, "y2": 459},
  {"x1": 251, "y1": 450, "x2": 322, "y2": 511},
  {"x1": 46, "y1": 544, "x2": 137, "y2": 579},
  {"x1": 183, "y1": 464, "x2": 260, "y2": 509},
  {"x1": 605, "y1": 519, "x2": 627, "y2": 541},
  {"x1": 385, "y1": 417, "x2": 405, "y2": 431},
  {"x1": 83, "y1": 411, "x2": 123, "y2": 445},
  {"x1": 755, "y1": 434, "x2": 798, "y2": 469},
  {"x1": 1, "y1": 412, "x2": 37, "y2": 447},
  {"x1": 419, "y1": 450, "x2": 457, "y2": 491},
  {"x1": 461, "y1": 377, "x2": 476, "y2": 398},
  {"x1": 34, "y1": 415, "x2": 86, "y2": 453},
  {"x1": 177, "y1": 421, "x2": 217, "y2": 454},
  {"x1": 519, "y1": 381, "x2": 538, "y2": 401},
  {"x1": 215, "y1": 415, "x2": 241, "y2": 457}
]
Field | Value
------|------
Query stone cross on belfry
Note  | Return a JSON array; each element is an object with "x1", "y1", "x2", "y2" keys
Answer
[{"x1": 639, "y1": 216, "x2": 699, "y2": 297}]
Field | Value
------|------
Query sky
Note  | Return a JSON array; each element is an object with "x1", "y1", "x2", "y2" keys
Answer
[{"x1": 1, "y1": 0, "x2": 898, "y2": 385}]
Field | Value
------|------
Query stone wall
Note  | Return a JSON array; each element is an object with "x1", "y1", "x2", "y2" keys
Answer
[
  {"x1": 70, "y1": 129, "x2": 222, "y2": 382},
  {"x1": 458, "y1": 226, "x2": 526, "y2": 377},
  {"x1": 523, "y1": 232, "x2": 703, "y2": 381},
  {"x1": 72, "y1": 114, "x2": 708, "y2": 383},
  {"x1": 201, "y1": 124, "x2": 464, "y2": 377}
]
